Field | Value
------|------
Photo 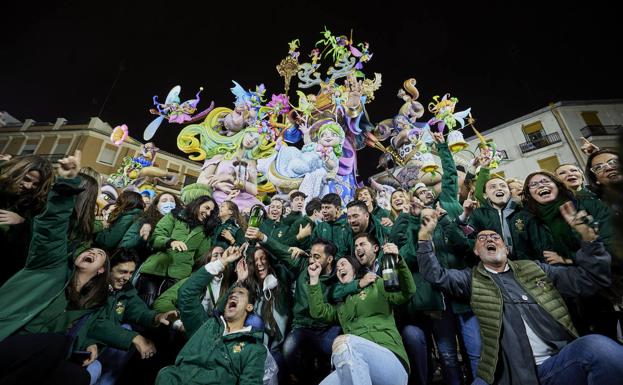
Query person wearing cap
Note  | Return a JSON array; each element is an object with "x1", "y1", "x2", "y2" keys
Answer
[{"x1": 415, "y1": 203, "x2": 623, "y2": 385}]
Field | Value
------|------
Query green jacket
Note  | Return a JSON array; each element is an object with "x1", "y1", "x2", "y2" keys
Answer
[
  {"x1": 95, "y1": 208, "x2": 143, "y2": 249},
  {"x1": 259, "y1": 218, "x2": 289, "y2": 242},
  {"x1": 514, "y1": 197, "x2": 613, "y2": 262},
  {"x1": 262, "y1": 237, "x2": 339, "y2": 329},
  {"x1": 87, "y1": 286, "x2": 157, "y2": 350},
  {"x1": 153, "y1": 278, "x2": 188, "y2": 314},
  {"x1": 308, "y1": 259, "x2": 416, "y2": 373},
  {"x1": 311, "y1": 219, "x2": 348, "y2": 254},
  {"x1": 435, "y1": 142, "x2": 463, "y2": 220},
  {"x1": 371, "y1": 205, "x2": 390, "y2": 223},
  {"x1": 140, "y1": 213, "x2": 212, "y2": 280},
  {"x1": 0, "y1": 178, "x2": 97, "y2": 352},
  {"x1": 467, "y1": 199, "x2": 522, "y2": 255},
  {"x1": 401, "y1": 214, "x2": 473, "y2": 313},
  {"x1": 339, "y1": 215, "x2": 390, "y2": 260},
  {"x1": 212, "y1": 218, "x2": 245, "y2": 249},
  {"x1": 282, "y1": 214, "x2": 315, "y2": 250},
  {"x1": 155, "y1": 267, "x2": 266, "y2": 385}
]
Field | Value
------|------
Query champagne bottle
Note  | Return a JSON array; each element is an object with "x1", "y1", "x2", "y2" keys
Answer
[
  {"x1": 381, "y1": 252, "x2": 400, "y2": 292},
  {"x1": 248, "y1": 204, "x2": 266, "y2": 228}
]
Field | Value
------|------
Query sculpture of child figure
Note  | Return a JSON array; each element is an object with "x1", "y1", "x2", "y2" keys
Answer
[{"x1": 274, "y1": 119, "x2": 345, "y2": 200}]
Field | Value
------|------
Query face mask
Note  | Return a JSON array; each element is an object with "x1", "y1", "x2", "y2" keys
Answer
[
  {"x1": 158, "y1": 202, "x2": 176, "y2": 216},
  {"x1": 262, "y1": 274, "x2": 278, "y2": 300}
]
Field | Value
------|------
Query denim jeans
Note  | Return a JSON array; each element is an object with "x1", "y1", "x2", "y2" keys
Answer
[
  {"x1": 432, "y1": 308, "x2": 481, "y2": 384},
  {"x1": 283, "y1": 325, "x2": 342, "y2": 382},
  {"x1": 401, "y1": 324, "x2": 428, "y2": 385},
  {"x1": 472, "y1": 334, "x2": 623, "y2": 385},
  {"x1": 319, "y1": 334, "x2": 408, "y2": 385},
  {"x1": 92, "y1": 324, "x2": 134, "y2": 385}
]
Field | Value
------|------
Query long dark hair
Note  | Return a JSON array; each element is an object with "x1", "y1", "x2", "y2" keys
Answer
[
  {"x1": 69, "y1": 173, "x2": 99, "y2": 242},
  {"x1": 0, "y1": 155, "x2": 53, "y2": 215},
  {"x1": 222, "y1": 200, "x2": 247, "y2": 232},
  {"x1": 585, "y1": 149, "x2": 618, "y2": 198},
  {"x1": 173, "y1": 195, "x2": 219, "y2": 236},
  {"x1": 139, "y1": 192, "x2": 184, "y2": 228},
  {"x1": 245, "y1": 246, "x2": 286, "y2": 342},
  {"x1": 522, "y1": 170, "x2": 574, "y2": 215},
  {"x1": 108, "y1": 190, "x2": 145, "y2": 224},
  {"x1": 67, "y1": 249, "x2": 111, "y2": 309}
]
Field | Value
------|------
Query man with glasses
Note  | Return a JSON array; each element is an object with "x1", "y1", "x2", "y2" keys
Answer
[{"x1": 416, "y1": 202, "x2": 623, "y2": 385}]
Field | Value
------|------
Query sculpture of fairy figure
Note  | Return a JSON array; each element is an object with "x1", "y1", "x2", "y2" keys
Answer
[{"x1": 272, "y1": 119, "x2": 345, "y2": 200}]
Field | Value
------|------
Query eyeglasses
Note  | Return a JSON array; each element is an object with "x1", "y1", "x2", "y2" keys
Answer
[
  {"x1": 590, "y1": 158, "x2": 618, "y2": 174},
  {"x1": 527, "y1": 178, "x2": 554, "y2": 190},
  {"x1": 477, "y1": 233, "x2": 502, "y2": 242}
]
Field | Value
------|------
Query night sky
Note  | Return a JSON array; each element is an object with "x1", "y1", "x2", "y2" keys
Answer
[{"x1": 2, "y1": 1, "x2": 621, "y2": 181}]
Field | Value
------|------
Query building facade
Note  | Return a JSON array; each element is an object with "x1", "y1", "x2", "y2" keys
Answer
[
  {"x1": 371, "y1": 99, "x2": 622, "y2": 184},
  {"x1": 0, "y1": 114, "x2": 202, "y2": 195},
  {"x1": 464, "y1": 99, "x2": 623, "y2": 180}
]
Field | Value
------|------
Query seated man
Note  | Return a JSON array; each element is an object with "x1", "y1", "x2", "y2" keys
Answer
[
  {"x1": 416, "y1": 202, "x2": 623, "y2": 385},
  {"x1": 155, "y1": 247, "x2": 267, "y2": 385}
]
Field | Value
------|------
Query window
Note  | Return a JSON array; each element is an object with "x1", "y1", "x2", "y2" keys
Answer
[
  {"x1": 98, "y1": 144, "x2": 118, "y2": 165},
  {"x1": 0, "y1": 139, "x2": 8, "y2": 153},
  {"x1": 20, "y1": 141, "x2": 38, "y2": 155},
  {"x1": 53, "y1": 138, "x2": 72, "y2": 156},
  {"x1": 522, "y1": 121, "x2": 545, "y2": 142},
  {"x1": 537, "y1": 155, "x2": 560, "y2": 172},
  {"x1": 497, "y1": 150, "x2": 509, "y2": 160},
  {"x1": 581, "y1": 111, "x2": 602, "y2": 126},
  {"x1": 184, "y1": 174, "x2": 198, "y2": 186}
]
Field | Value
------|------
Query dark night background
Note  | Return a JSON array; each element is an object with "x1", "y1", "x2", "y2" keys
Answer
[{"x1": 1, "y1": 1, "x2": 621, "y2": 181}]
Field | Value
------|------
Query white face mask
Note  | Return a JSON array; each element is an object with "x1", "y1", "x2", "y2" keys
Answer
[
  {"x1": 158, "y1": 201, "x2": 176, "y2": 216},
  {"x1": 262, "y1": 274, "x2": 278, "y2": 300}
]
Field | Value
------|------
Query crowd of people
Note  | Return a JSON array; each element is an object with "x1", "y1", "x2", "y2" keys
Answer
[{"x1": 0, "y1": 132, "x2": 621, "y2": 385}]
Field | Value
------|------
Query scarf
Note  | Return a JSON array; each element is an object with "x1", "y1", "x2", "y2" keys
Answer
[{"x1": 535, "y1": 198, "x2": 580, "y2": 260}]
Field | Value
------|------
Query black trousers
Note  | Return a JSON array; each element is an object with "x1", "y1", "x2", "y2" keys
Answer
[{"x1": 0, "y1": 333, "x2": 90, "y2": 385}]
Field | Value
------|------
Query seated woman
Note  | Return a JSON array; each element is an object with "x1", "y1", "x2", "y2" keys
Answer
[
  {"x1": 0, "y1": 154, "x2": 54, "y2": 284},
  {"x1": 94, "y1": 190, "x2": 144, "y2": 250},
  {"x1": 137, "y1": 195, "x2": 219, "y2": 307},
  {"x1": 0, "y1": 151, "x2": 109, "y2": 385},
  {"x1": 307, "y1": 250, "x2": 417, "y2": 385}
]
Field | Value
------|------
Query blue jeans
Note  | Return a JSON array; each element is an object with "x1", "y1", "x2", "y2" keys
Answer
[
  {"x1": 320, "y1": 334, "x2": 408, "y2": 385},
  {"x1": 94, "y1": 324, "x2": 134, "y2": 385},
  {"x1": 473, "y1": 334, "x2": 623, "y2": 385},
  {"x1": 283, "y1": 325, "x2": 342, "y2": 381},
  {"x1": 433, "y1": 308, "x2": 481, "y2": 384},
  {"x1": 401, "y1": 325, "x2": 428, "y2": 385},
  {"x1": 538, "y1": 334, "x2": 623, "y2": 385}
]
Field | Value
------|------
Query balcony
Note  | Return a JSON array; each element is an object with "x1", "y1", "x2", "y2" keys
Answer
[
  {"x1": 580, "y1": 125, "x2": 623, "y2": 137},
  {"x1": 519, "y1": 132, "x2": 562, "y2": 154}
]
